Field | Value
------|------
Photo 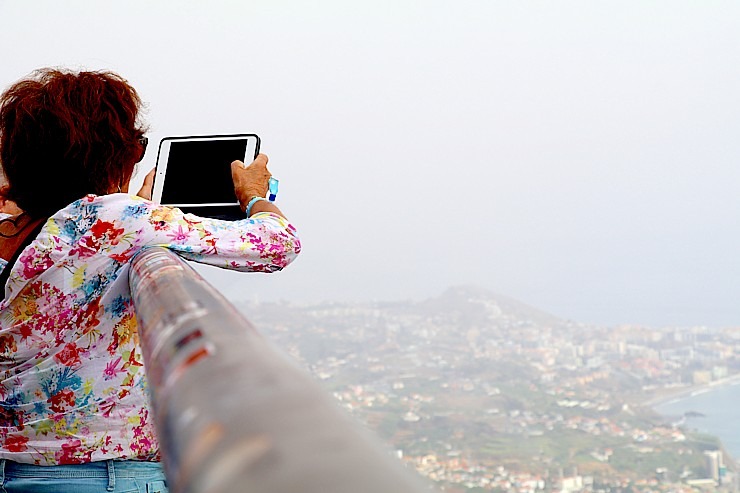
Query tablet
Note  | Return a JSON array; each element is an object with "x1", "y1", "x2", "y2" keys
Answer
[{"x1": 152, "y1": 134, "x2": 260, "y2": 220}]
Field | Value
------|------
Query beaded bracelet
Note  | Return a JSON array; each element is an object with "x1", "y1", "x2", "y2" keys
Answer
[{"x1": 246, "y1": 196, "x2": 268, "y2": 217}]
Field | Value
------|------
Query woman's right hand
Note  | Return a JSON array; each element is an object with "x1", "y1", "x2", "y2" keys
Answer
[
  {"x1": 230, "y1": 154, "x2": 288, "y2": 219},
  {"x1": 231, "y1": 154, "x2": 272, "y2": 210}
]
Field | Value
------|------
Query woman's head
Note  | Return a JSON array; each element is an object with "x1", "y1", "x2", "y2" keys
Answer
[{"x1": 0, "y1": 68, "x2": 147, "y2": 217}]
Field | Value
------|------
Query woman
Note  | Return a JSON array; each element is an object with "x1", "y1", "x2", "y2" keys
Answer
[{"x1": 0, "y1": 68, "x2": 300, "y2": 491}]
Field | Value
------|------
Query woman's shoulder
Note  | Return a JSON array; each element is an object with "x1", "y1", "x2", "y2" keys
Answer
[
  {"x1": 52, "y1": 193, "x2": 155, "y2": 220},
  {"x1": 46, "y1": 194, "x2": 157, "y2": 241},
  {"x1": 62, "y1": 192, "x2": 150, "y2": 210}
]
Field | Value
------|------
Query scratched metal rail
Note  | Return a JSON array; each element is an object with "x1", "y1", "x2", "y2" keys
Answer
[{"x1": 129, "y1": 247, "x2": 433, "y2": 493}]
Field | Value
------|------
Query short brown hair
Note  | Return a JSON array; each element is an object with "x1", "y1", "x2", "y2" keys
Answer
[{"x1": 0, "y1": 68, "x2": 147, "y2": 217}]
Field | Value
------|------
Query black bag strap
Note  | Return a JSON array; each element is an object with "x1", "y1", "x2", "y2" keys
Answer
[{"x1": 0, "y1": 218, "x2": 47, "y2": 302}]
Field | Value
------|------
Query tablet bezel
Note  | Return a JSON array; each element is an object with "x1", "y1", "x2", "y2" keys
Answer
[{"x1": 152, "y1": 133, "x2": 260, "y2": 208}]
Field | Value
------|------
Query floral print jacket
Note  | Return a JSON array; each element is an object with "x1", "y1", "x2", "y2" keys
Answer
[{"x1": 0, "y1": 194, "x2": 300, "y2": 465}]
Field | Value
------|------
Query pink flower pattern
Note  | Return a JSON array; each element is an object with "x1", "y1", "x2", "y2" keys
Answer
[{"x1": 0, "y1": 194, "x2": 300, "y2": 464}]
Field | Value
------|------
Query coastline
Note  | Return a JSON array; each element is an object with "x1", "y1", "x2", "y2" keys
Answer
[
  {"x1": 641, "y1": 373, "x2": 740, "y2": 467},
  {"x1": 641, "y1": 372, "x2": 740, "y2": 409}
]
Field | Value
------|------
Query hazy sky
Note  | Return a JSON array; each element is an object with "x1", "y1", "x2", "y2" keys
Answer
[{"x1": 1, "y1": 1, "x2": 739, "y2": 327}]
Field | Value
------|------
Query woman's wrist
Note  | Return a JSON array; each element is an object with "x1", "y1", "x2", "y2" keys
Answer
[
  {"x1": 242, "y1": 195, "x2": 288, "y2": 220},
  {"x1": 245, "y1": 196, "x2": 268, "y2": 217}
]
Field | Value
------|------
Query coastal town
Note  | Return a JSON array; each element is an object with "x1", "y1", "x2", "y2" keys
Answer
[{"x1": 239, "y1": 286, "x2": 740, "y2": 492}]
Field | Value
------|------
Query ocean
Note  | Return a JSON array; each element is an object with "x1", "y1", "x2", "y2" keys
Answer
[{"x1": 655, "y1": 381, "x2": 740, "y2": 459}]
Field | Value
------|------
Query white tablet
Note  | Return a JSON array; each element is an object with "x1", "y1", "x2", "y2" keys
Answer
[{"x1": 152, "y1": 134, "x2": 260, "y2": 220}]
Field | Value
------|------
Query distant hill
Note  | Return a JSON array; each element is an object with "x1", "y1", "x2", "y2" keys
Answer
[
  {"x1": 420, "y1": 285, "x2": 563, "y2": 327},
  {"x1": 237, "y1": 285, "x2": 564, "y2": 330}
]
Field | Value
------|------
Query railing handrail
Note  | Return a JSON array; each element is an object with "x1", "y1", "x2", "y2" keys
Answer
[{"x1": 129, "y1": 247, "x2": 433, "y2": 493}]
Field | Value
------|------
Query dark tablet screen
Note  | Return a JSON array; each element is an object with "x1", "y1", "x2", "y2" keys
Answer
[{"x1": 161, "y1": 139, "x2": 249, "y2": 205}]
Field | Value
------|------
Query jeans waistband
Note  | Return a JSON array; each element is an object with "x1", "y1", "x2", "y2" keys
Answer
[{"x1": 0, "y1": 459, "x2": 164, "y2": 491}]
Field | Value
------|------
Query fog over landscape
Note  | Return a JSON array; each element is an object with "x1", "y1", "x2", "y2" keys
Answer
[{"x1": 1, "y1": 1, "x2": 740, "y2": 327}]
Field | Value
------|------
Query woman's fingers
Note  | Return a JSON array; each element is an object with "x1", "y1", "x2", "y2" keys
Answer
[
  {"x1": 251, "y1": 153, "x2": 269, "y2": 169},
  {"x1": 136, "y1": 168, "x2": 156, "y2": 200},
  {"x1": 233, "y1": 153, "x2": 269, "y2": 170}
]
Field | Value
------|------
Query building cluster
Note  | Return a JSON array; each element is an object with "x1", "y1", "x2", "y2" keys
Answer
[{"x1": 241, "y1": 288, "x2": 740, "y2": 492}]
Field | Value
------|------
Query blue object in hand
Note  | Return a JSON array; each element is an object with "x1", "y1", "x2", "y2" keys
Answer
[{"x1": 268, "y1": 177, "x2": 279, "y2": 202}]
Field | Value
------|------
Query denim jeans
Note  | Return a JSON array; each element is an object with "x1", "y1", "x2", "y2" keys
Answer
[{"x1": 0, "y1": 459, "x2": 168, "y2": 493}]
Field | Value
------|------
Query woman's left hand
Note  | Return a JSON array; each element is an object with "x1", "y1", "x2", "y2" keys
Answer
[{"x1": 136, "y1": 169, "x2": 156, "y2": 200}]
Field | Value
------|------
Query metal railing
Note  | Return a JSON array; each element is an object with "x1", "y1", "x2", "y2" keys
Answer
[{"x1": 129, "y1": 247, "x2": 433, "y2": 493}]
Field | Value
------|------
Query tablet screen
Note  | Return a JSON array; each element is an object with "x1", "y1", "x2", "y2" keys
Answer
[{"x1": 160, "y1": 139, "x2": 250, "y2": 205}]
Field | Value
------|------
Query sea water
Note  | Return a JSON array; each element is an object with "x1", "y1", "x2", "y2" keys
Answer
[{"x1": 655, "y1": 381, "x2": 740, "y2": 459}]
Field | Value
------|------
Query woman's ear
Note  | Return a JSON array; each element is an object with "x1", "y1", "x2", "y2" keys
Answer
[{"x1": 0, "y1": 194, "x2": 22, "y2": 215}]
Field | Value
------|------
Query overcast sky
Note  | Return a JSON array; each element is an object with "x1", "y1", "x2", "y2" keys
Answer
[{"x1": 1, "y1": 1, "x2": 739, "y2": 327}]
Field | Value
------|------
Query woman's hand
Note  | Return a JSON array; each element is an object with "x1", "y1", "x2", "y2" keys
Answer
[
  {"x1": 231, "y1": 154, "x2": 272, "y2": 208},
  {"x1": 136, "y1": 169, "x2": 156, "y2": 200},
  {"x1": 231, "y1": 154, "x2": 288, "y2": 219}
]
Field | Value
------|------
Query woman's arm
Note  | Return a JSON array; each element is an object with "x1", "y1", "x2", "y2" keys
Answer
[
  {"x1": 94, "y1": 153, "x2": 300, "y2": 273},
  {"x1": 144, "y1": 153, "x2": 299, "y2": 271},
  {"x1": 145, "y1": 205, "x2": 301, "y2": 272}
]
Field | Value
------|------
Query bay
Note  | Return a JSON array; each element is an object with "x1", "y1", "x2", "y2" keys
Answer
[{"x1": 655, "y1": 381, "x2": 740, "y2": 459}]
